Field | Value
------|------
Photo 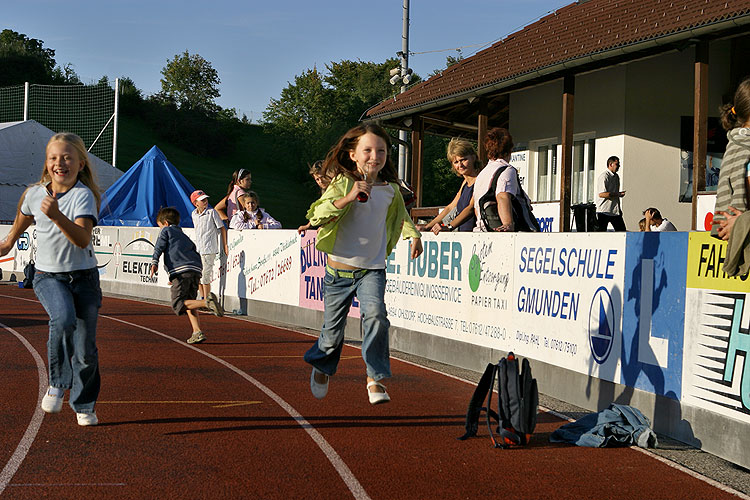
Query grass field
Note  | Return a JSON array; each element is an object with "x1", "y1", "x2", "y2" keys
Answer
[{"x1": 115, "y1": 115, "x2": 318, "y2": 228}]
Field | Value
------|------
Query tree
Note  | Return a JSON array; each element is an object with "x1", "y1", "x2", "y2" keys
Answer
[
  {"x1": 0, "y1": 29, "x2": 56, "y2": 71},
  {"x1": 159, "y1": 51, "x2": 221, "y2": 112},
  {"x1": 0, "y1": 29, "x2": 56, "y2": 85},
  {"x1": 428, "y1": 51, "x2": 465, "y2": 78},
  {"x1": 263, "y1": 67, "x2": 339, "y2": 165},
  {"x1": 49, "y1": 63, "x2": 81, "y2": 85},
  {"x1": 263, "y1": 59, "x2": 421, "y2": 178}
]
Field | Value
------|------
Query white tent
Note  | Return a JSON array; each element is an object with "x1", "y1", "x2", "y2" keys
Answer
[{"x1": 0, "y1": 120, "x2": 122, "y2": 222}]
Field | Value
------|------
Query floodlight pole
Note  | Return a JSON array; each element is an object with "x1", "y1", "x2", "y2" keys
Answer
[{"x1": 397, "y1": 0, "x2": 410, "y2": 181}]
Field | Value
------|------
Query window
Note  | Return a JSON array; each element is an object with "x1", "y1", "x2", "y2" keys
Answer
[
  {"x1": 572, "y1": 137, "x2": 596, "y2": 204},
  {"x1": 534, "y1": 142, "x2": 558, "y2": 202},
  {"x1": 531, "y1": 135, "x2": 595, "y2": 203}
]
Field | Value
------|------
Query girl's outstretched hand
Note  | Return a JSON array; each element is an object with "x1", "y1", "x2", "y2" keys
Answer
[{"x1": 410, "y1": 238, "x2": 423, "y2": 259}]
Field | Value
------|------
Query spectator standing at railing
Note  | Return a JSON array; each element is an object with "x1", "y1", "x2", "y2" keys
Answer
[
  {"x1": 303, "y1": 124, "x2": 423, "y2": 405},
  {"x1": 0, "y1": 132, "x2": 103, "y2": 426},
  {"x1": 215, "y1": 168, "x2": 252, "y2": 222},
  {"x1": 190, "y1": 189, "x2": 228, "y2": 301},
  {"x1": 713, "y1": 77, "x2": 750, "y2": 243},
  {"x1": 473, "y1": 127, "x2": 525, "y2": 232},
  {"x1": 297, "y1": 161, "x2": 331, "y2": 234},
  {"x1": 418, "y1": 138, "x2": 479, "y2": 234},
  {"x1": 596, "y1": 156, "x2": 627, "y2": 231}
]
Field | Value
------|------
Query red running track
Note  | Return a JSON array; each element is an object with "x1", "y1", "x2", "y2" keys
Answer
[{"x1": 0, "y1": 284, "x2": 743, "y2": 500}]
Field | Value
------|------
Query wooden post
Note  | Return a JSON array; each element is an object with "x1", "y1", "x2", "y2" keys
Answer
[
  {"x1": 560, "y1": 75, "x2": 575, "y2": 232},
  {"x1": 692, "y1": 42, "x2": 709, "y2": 230},
  {"x1": 477, "y1": 98, "x2": 488, "y2": 166},
  {"x1": 411, "y1": 116, "x2": 424, "y2": 207}
]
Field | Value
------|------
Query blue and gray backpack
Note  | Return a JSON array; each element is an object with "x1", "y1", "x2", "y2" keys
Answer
[{"x1": 458, "y1": 352, "x2": 539, "y2": 447}]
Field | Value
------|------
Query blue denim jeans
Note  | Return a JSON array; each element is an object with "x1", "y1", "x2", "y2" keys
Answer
[
  {"x1": 33, "y1": 268, "x2": 102, "y2": 413},
  {"x1": 304, "y1": 268, "x2": 391, "y2": 381}
]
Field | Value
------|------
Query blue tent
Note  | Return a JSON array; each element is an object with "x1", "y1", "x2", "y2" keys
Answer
[{"x1": 98, "y1": 146, "x2": 196, "y2": 228}]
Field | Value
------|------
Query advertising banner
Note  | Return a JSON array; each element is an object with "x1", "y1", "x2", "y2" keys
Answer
[
  {"x1": 385, "y1": 232, "x2": 514, "y2": 348},
  {"x1": 297, "y1": 230, "x2": 361, "y2": 317},
  {"x1": 0, "y1": 226, "x2": 35, "y2": 282},
  {"x1": 683, "y1": 232, "x2": 750, "y2": 422},
  {"x1": 530, "y1": 202, "x2": 560, "y2": 233},
  {"x1": 214, "y1": 230, "x2": 299, "y2": 306},
  {"x1": 91, "y1": 226, "x2": 118, "y2": 280},
  {"x1": 513, "y1": 233, "x2": 626, "y2": 383},
  {"x1": 621, "y1": 232, "x2": 688, "y2": 399},
  {"x1": 113, "y1": 227, "x2": 166, "y2": 286}
]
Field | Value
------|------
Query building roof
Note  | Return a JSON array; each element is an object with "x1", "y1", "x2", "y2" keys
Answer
[{"x1": 367, "y1": 0, "x2": 750, "y2": 120}]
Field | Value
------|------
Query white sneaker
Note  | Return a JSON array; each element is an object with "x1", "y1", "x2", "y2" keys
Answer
[
  {"x1": 41, "y1": 387, "x2": 64, "y2": 413},
  {"x1": 76, "y1": 412, "x2": 98, "y2": 426},
  {"x1": 310, "y1": 367, "x2": 329, "y2": 399}
]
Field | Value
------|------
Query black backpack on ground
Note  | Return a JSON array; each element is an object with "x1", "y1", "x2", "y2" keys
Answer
[
  {"x1": 478, "y1": 165, "x2": 541, "y2": 232},
  {"x1": 458, "y1": 352, "x2": 539, "y2": 448}
]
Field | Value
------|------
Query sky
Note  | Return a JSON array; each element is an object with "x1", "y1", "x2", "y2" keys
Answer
[{"x1": 5, "y1": 0, "x2": 569, "y2": 122}]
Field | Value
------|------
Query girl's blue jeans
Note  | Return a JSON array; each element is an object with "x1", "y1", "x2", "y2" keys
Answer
[
  {"x1": 304, "y1": 267, "x2": 391, "y2": 381},
  {"x1": 33, "y1": 268, "x2": 102, "y2": 414}
]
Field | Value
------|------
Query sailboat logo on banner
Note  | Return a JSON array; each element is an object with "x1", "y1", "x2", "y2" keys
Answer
[{"x1": 588, "y1": 286, "x2": 615, "y2": 364}]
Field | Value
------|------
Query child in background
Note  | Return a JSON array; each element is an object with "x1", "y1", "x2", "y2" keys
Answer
[
  {"x1": 190, "y1": 189, "x2": 228, "y2": 301},
  {"x1": 297, "y1": 161, "x2": 331, "y2": 234},
  {"x1": 150, "y1": 207, "x2": 223, "y2": 345},
  {"x1": 303, "y1": 124, "x2": 423, "y2": 405},
  {"x1": 215, "y1": 168, "x2": 253, "y2": 222},
  {"x1": 229, "y1": 191, "x2": 282, "y2": 230},
  {"x1": 0, "y1": 132, "x2": 103, "y2": 426}
]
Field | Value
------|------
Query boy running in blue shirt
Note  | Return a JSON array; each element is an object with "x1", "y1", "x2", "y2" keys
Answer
[{"x1": 150, "y1": 207, "x2": 223, "y2": 344}]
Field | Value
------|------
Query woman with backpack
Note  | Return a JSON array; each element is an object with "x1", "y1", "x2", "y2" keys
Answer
[{"x1": 473, "y1": 127, "x2": 537, "y2": 232}]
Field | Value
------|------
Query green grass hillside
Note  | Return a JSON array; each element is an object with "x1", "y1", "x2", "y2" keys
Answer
[{"x1": 115, "y1": 115, "x2": 317, "y2": 228}]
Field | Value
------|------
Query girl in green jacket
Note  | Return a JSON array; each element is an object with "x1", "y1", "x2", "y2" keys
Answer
[{"x1": 303, "y1": 124, "x2": 423, "y2": 405}]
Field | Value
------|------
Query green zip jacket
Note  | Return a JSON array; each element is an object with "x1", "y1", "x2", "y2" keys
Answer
[{"x1": 306, "y1": 174, "x2": 421, "y2": 256}]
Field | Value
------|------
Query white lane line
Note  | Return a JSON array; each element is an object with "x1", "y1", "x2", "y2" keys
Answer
[
  {"x1": 0, "y1": 321, "x2": 47, "y2": 497},
  {"x1": 102, "y1": 315, "x2": 371, "y2": 500}
]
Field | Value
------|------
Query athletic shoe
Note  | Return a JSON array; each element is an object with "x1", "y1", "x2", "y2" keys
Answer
[
  {"x1": 76, "y1": 412, "x2": 98, "y2": 426},
  {"x1": 206, "y1": 293, "x2": 224, "y2": 317},
  {"x1": 310, "y1": 367, "x2": 329, "y2": 399},
  {"x1": 187, "y1": 331, "x2": 206, "y2": 344},
  {"x1": 41, "y1": 387, "x2": 64, "y2": 413}
]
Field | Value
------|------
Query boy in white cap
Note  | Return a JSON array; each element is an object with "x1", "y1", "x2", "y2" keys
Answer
[{"x1": 190, "y1": 189, "x2": 228, "y2": 301}]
